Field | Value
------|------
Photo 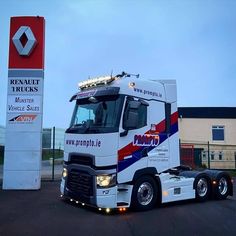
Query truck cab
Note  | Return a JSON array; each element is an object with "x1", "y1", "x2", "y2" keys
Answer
[{"x1": 60, "y1": 72, "x2": 233, "y2": 212}]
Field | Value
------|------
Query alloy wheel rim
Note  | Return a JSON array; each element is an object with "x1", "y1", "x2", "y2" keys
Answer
[
  {"x1": 197, "y1": 178, "x2": 208, "y2": 197},
  {"x1": 137, "y1": 182, "x2": 154, "y2": 206}
]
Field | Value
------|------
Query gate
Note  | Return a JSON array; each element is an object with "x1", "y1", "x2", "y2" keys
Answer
[{"x1": 180, "y1": 144, "x2": 195, "y2": 168}]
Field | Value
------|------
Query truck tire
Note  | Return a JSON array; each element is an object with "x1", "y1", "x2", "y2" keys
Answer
[
  {"x1": 194, "y1": 175, "x2": 210, "y2": 202},
  {"x1": 131, "y1": 175, "x2": 158, "y2": 211},
  {"x1": 215, "y1": 175, "x2": 230, "y2": 200}
]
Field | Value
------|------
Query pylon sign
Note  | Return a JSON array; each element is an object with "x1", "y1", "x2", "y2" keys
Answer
[{"x1": 3, "y1": 16, "x2": 45, "y2": 189}]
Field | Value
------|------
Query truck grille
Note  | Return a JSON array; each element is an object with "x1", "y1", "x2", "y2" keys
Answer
[
  {"x1": 70, "y1": 154, "x2": 93, "y2": 166},
  {"x1": 67, "y1": 169, "x2": 93, "y2": 197}
]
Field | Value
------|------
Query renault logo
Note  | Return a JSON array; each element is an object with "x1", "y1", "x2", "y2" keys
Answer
[{"x1": 12, "y1": 26, "x2": 37, "y2": 56}]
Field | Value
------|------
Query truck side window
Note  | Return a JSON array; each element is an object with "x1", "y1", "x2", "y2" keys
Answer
[
  {"x1": 165, "y1": 103, "x2": 171, "y2": 133},
  {"x1": 137, "y1": 104, "x2": 147, "y2": 128},
  {"x1": 123, "y1": 100, "x2": 147, "y2": 130}
]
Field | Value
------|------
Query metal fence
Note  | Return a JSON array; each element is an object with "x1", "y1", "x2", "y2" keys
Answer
[
  {"x1": 0, "y1": 127, "x2": 64, "y2": 181},
  {"x1": 1, "y1": 135, "x2": 236, "y2": 182},
  {"x1": 180, "y1": 140, "x2": 236, "y2": 170}
]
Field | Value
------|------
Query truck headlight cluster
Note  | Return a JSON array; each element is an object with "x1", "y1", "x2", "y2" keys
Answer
[
  {"x1": 96, "y1": 174, "x2": 116, "y2": 188},
  {"x1": 62, "y1": 168, "x2": 68, "y2": 178}
]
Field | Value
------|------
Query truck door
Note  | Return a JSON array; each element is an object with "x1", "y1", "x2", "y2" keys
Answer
[
  {"x1": 147, "y1": 101, "x2": 170, "y2": 173},
  {"x1": 117, "y1": 97, "x2": 150, "y2": 183}
]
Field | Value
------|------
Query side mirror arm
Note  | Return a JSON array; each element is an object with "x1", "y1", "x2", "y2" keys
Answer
[{"x1": 120, "y1": 130, "x2": 128, "y2": 137}]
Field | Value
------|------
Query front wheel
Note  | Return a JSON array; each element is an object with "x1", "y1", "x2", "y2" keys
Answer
[{"x1": 131, "y1": 176, "x2": 158, "y2": 211}]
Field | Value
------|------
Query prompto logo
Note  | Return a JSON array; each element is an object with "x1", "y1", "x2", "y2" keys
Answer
[
  {"x1": 133, "y1": 134, "x2": 160, "y2": 147},
  {"x1": 9, "y1": 114, "x2": 37, "y2": 123}
]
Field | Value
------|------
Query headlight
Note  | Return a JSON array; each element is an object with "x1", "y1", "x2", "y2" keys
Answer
[
  {"x1": 96, "y1": 174, "x2": 116, "y2": 188},
  {"x1": 62, "y1": 168, "x2": 68, "y2": 178}
]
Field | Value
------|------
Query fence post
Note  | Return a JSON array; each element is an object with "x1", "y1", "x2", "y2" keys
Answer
[
  {"x1": 235, "y1": 152, "x2": 236, "y2": 169},
  {"x1": 52, "y1": 126, "x2": 55, "y2": 181},
  {"x1": 207, "y1": 141, "x2": 210, "y2": 169}
]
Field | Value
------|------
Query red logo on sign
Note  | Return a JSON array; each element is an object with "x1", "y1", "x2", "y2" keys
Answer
[{"x1": 9, "y1": 114, "x2": 37, "y2": 123}]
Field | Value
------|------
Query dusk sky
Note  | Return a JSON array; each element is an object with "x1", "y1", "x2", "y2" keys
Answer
[{"x1": 0, "y1": 0, "x2": 236, "y2": 128}]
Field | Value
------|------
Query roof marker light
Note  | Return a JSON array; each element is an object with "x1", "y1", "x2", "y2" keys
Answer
[
  {"x1": 129, "y1": 82, "x2": 135, "y2": 88},
  {"x1": 78, "y1": 75, "x2": 116, "y2": 90}
]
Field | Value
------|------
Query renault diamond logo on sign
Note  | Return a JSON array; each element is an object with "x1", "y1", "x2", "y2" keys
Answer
[{"x1": 12, "y1": 26, "x2": 37, "y2": 56}]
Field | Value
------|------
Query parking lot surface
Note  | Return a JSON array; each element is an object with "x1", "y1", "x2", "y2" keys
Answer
[{"x1": 0, "y1": 179, "x2": 236, "y2": 236}]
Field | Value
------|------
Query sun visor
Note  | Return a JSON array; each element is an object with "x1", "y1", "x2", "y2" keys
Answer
[{"x1": 70, "y1": 87, "x2": 120, "y2": 102}]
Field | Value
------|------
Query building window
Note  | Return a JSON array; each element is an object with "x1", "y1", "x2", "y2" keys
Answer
[
  {"x1": 211, "y1": 151, "x2": 215, "y2": 160},
  {"x1": 218, "y1": 151, "x2": 223, "y2": 160},
  {"x1": 202, "y1": 151, "x2": 207, "y2": 160},
  {"x1": 212, "y1": 126, "x2": 224, "y2": 141}
]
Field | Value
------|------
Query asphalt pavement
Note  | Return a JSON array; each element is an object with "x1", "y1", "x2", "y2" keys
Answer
[{"x1": 0, "y1": 177, "x2": 236, "y2": 236}]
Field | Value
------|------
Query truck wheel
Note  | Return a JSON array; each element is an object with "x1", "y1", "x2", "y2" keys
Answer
[
  {"x1": 215, "y1": 176, "x2": 230, "y2": 200},
  {"x1": 131, "y1": 176, "x2": 158, "y2": 211},
  {"x1": 195, "y1": 176, "x2": 210, "y2": 201}
]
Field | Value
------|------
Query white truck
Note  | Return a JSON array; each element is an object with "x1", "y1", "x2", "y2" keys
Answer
[{"x1": 60, "y1": 72, "x2": 233, "y2": 212}]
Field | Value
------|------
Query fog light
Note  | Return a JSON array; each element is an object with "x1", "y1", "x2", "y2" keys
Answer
[{"x1": 106, "y1": 208, "x2": 111, "y2": 213}]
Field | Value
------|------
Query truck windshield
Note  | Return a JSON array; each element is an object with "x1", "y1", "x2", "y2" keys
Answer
[{"x1": 67, "y1": 95, "x2": 124, "y2": 134}]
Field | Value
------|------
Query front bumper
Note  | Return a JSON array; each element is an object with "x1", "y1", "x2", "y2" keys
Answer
[{"x1": 60, "y1": 164, "x2": 117, "y2": 208}]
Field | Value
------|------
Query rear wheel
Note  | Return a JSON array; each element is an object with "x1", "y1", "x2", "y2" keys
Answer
[
  {"x1": 195, "y1": 176, "x2": 210, "y2": 201},
  {"x1": 215, "y1": 176, "x2": 230, "y2": 200},
  {"x1": 131, "y1": 176, "x2": 158, "y2": 211}
]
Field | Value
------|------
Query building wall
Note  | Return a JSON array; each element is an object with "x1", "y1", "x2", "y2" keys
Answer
[
  {"x1": 179, "y1": 118, "x2": 236, "y2": 145},
  {"x1": 179, "y1": 118, "x2": 236, "y2": 169}
]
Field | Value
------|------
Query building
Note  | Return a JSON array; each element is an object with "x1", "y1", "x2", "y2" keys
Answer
[{"x1": 178, "y1": 107, "x2": 236, "y2": 169}]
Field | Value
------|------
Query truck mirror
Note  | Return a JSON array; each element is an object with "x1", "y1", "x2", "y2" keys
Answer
[
  {"x1": 128, "y1": 100, "x2": 141, "y2": 109},
  {"x1": 124, "y1": 110, "x2": 139, "y2": 129}
]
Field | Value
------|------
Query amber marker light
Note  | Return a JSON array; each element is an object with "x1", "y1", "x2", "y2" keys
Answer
[
  {"x1": 128, "y1": 82, "x2": 135, "y2": 88},
  {"x1": 163, "y1": 191, "x2": 168, "y2": 196}
]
